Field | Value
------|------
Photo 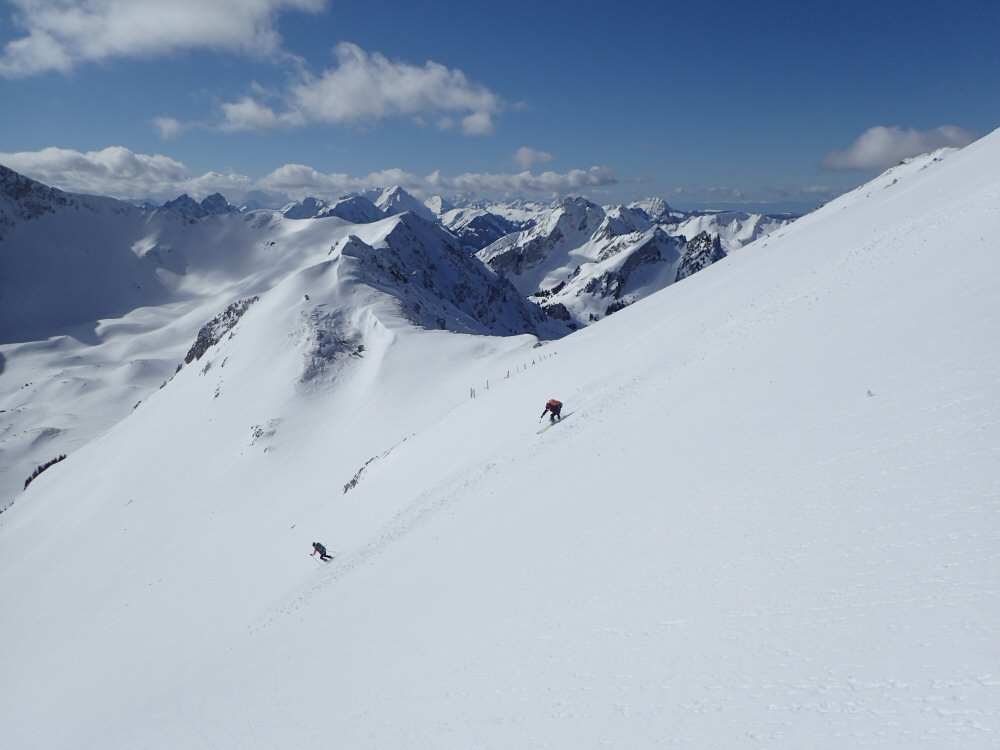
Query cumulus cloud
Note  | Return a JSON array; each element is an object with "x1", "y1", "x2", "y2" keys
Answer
[
  {"x1": 0, "y1": 145, "x2": 616, "y2": 204},
  {"x1": 219, "y1": 42, "x2": 503, "y2": 135},
  {"x1": 0, "y1": 0, "x2": 325, "y2": 78},
  {"x1": 822, "y1": 125, "x2": 977, "y2": 171},
  {"x1": 0, "y1": 146, "x2": 191, "y2": 196},
  {"x1": 514, "y1": 147, "x2": 554, "y2": 170}
]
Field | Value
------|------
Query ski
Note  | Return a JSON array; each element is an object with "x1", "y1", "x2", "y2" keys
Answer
[{"x1": 537, "y1": 411, "x2": 573, "y2": 433}]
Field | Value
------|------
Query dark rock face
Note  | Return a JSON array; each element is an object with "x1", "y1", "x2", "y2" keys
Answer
[
  {"x1": 184, "y1": 297, "x2": 260, "y2": 364},
  {"x1": 676, "y1": 231, "x2": 725, "y2": 282}
]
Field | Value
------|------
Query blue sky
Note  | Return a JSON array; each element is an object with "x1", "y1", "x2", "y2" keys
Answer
[{"x1": 1, "y1": 0, "x2": 997, "y2": 213}]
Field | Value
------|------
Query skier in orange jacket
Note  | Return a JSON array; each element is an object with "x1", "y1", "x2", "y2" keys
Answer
[{"x1": 540, "y1": 398, "x2": 563, "y2": 424}]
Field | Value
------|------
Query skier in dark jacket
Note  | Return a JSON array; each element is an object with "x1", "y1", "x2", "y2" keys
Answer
[
  {"x1": 540, "y1": 398, "x2": 563, "y2": 423},
  {"x1": 311, "y1": 542, "x2": 333, "y2": 561}
]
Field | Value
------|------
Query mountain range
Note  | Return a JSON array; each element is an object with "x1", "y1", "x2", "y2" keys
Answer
[{"x1": 0, "y1": 169, "x2": 794, "y2": 507}]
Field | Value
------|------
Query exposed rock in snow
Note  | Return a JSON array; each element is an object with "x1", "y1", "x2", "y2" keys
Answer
[{"x1": 676, "y1": 230, "x2": 726, "y2": 281}]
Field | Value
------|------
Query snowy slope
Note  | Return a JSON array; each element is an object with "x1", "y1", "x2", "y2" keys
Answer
[
  {"x1": 2, "y1": 130, "x2": 1000, "y2": 748},
  {"x1": 0, "y1": 182, "x2": 557, "y2": 508}
]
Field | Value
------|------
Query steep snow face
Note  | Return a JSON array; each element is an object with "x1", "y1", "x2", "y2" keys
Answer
[
  {"x1": 373, "y1": 185, "x2": 437, "y2": 222},
  {"x1": 2, "y1": 129, "x2": 999, "y2": 749},
  {"x1": 330, "y1": 213, "x2": 565, "y2": 338}
]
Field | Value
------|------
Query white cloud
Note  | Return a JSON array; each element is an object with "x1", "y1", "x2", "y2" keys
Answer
[
  {"x1": 220, "y1": 42, "x2": 503, "y2": 135},
  {"x1": 0, "y1": 146, "x2": 190, "y2": 196},
  {"x1": 460, "y1": 112, "x2": 495, "y2": 136},
  {"x1": 822, "y1": 125, "x2": 978, "y2": 171},
  {"x1": 0, "y1": 0, "x2": 326, "y2": 78},
  {"x1": 0, "y1": 146, "x2": 616, "y2": 204},
  {"x1": 426, "y1": 166, "x2": 617, "y2": 198},
  {"x1": 260, "y1": 163, "x2": 356, "y2": 194},
  {"x1": 151, "y1": 117, "x2": 184, "y2": 139},
  {"x1": 218, "y1": 97, "x2": 305, "y2": 132},
  {"x1": 514, "y1": 147, "x2": 554, "y2": 170}
]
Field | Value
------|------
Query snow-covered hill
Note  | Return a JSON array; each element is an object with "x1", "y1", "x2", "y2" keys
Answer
[{"x1": 2, "y1": 132, "x2": 999, "y2": 747}]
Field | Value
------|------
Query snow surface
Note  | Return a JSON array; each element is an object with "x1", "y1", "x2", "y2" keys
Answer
[
  {"x1": 1, "y1": 131, "x2": 999, "y2": 748},
  {"x1": 0, "y1": 202, "x2": 556, "y2": 506}
]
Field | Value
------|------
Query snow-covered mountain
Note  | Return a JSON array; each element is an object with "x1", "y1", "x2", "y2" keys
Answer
[
  {"x1": 439, "y1": 204, "x2": 531, "y2": 252},
  {"x1": 423, "y1": 194, "x2": 454, "y2": 215},
  {"x1": 372, "y1": 184, "x2": 437, "y2": 222},
  {"x1": 478, "y1": 196, "x2": 608, "y2": 293},
  {"x1": 2, "y1": 131, "x2": 999, "y2": 747},
  {"x1": 476, "y1": 196, "x2": 794, "y2": 328},
  {"x1": 161, "y1": 192, "x2": 239, "y2": 219},
  {"x1": 281, "y1": 194, "x2": 384, "y2": 224},
  {"x1": 0, "y1": 173, "x2": 560, "y2": 507},
  {"x1": 279, "y1": 195, "x2": 330, "y2": 219},
  {"x1": 673, "y1": 209, "x2": 794, "y2": 253}
]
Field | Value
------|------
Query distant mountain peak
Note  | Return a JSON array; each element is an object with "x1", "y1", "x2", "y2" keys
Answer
[
  {"x1": 424, "y1": 195, "x2": 454, "y2": 215},
  {"x1": 162, "y1": 192, "x2": 237, "y2": 220},
  {"x1": 281, "y1": 196, "x2": 329, "y2": 219},
  {"x1": 324, "y1": 195, "x2": 384, "y2": 224},
  {"x1": 374, "y1": 185, "x2": 436, "y2": 222},
  {"x1": 628, "y1": 197, "x2": 675, "y2": 222}
]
